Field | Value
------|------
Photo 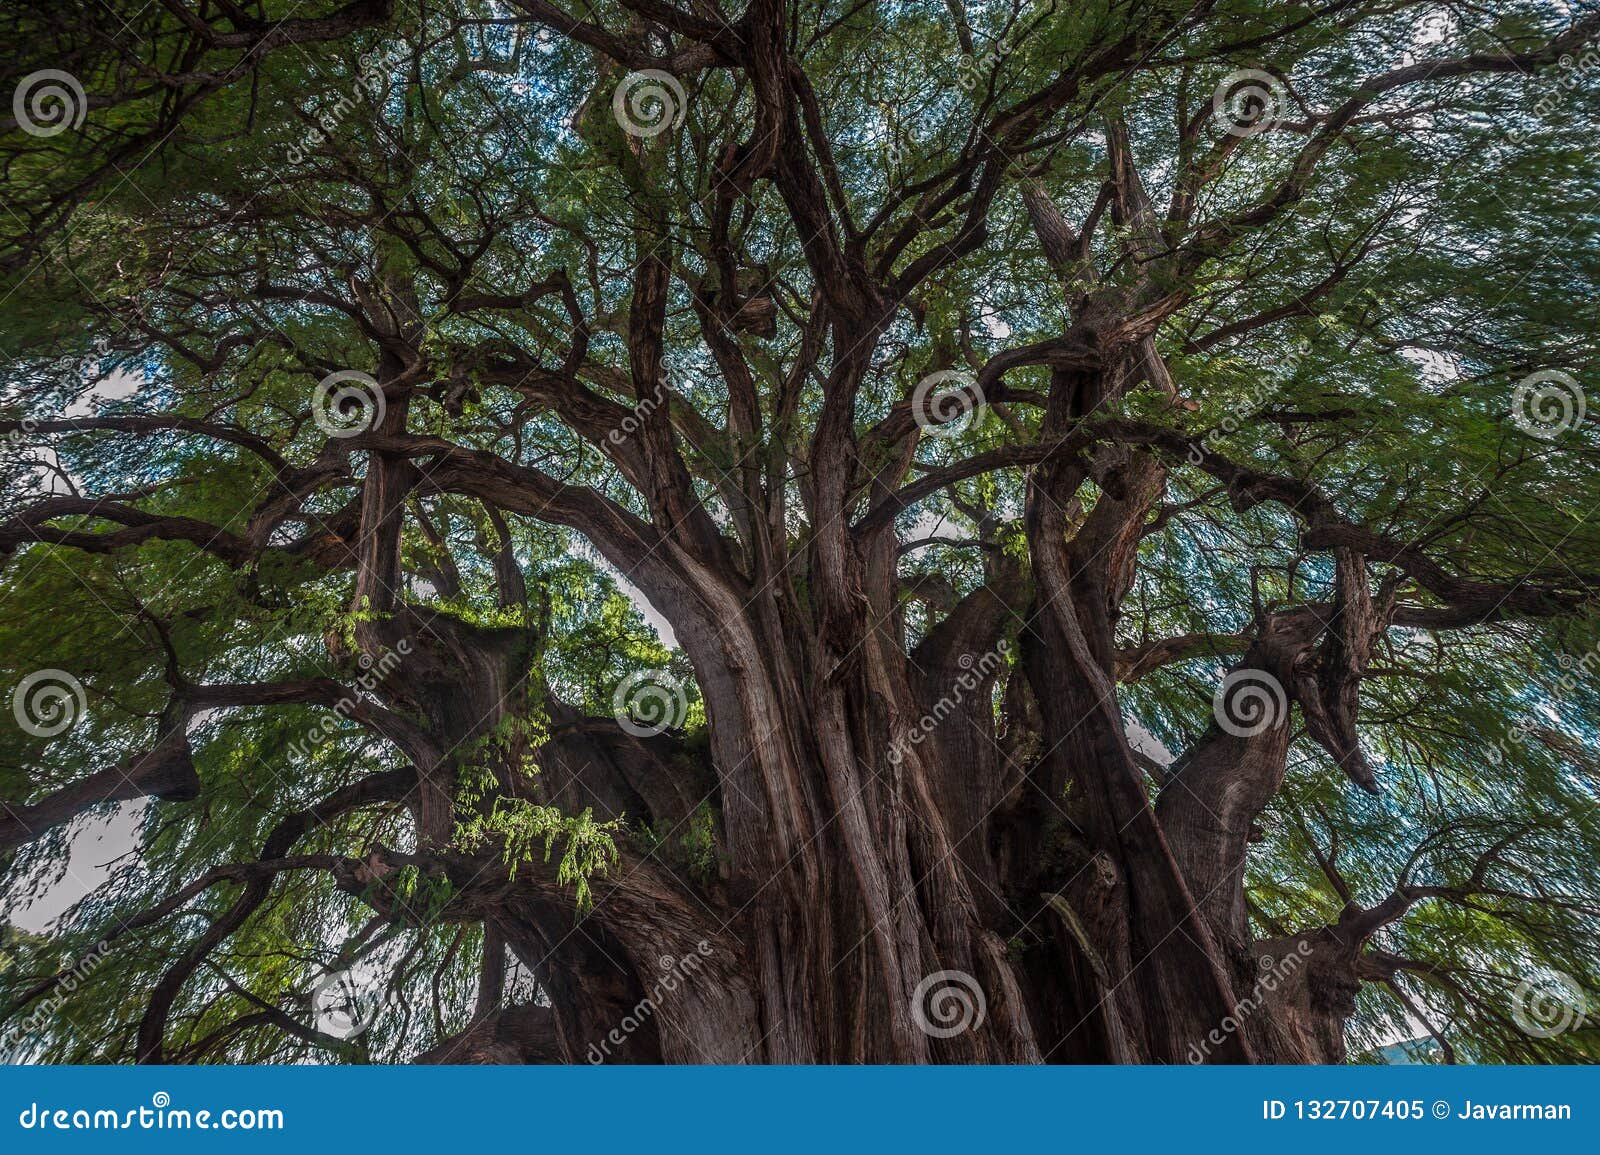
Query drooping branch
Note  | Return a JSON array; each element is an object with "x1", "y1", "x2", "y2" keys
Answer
[
  {"x1": 1099, "y1": 419, "x2": 1598, "y2": 620},
  {"x1": 135, "y1": 770, "x2": 411, "y2": 1062},
  {"x1": 0, "y1": 738, "x2": 198, "y2": 854}
]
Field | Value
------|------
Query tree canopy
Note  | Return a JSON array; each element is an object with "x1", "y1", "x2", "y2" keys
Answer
[{"x1": 1, "y1": 0, "x2": 1597, "y2": 1064}]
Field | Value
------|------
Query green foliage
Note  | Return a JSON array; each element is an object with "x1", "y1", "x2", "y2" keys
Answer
[
  {"x1": 637, "y1": 801, "x2": 723, "y2": 886},
  {"x1": 454, "y1": 800, "x2": 621, "y2": 912},
  {"x1": 0, "y1": 0, "x2": 1597, "y2": 1066}
]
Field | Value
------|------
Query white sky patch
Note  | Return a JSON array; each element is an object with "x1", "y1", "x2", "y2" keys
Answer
[
  {"x1": 900, "y1": 506, "x2": 968, "y2": 548},
  {"x1": 1400, "y1": 346, "x2": 1459, "y2": 386},
  {"x1": 600, "y1": 558, "x2": 678, "y2": 649},
  {"x1": 1412, "y1": 8, "x2": 1456, "y2": 45},
  {"x1": 20, "y1": 448, "x2": 78, "y2": 496},
  {"x1": 1125, "y1": 719, "x2": 1176, "y2": 766},
  {"x1": 65, "y1": 365, "x2": 143, "y2": 418},
  {"x1": 1373, "y1": 1010, "x2": 1433, "y2": 1055},
  {"x1": 1400, "y1": 8, "x2": 1456, "y2": 67},
  {"x1": 6, "y1": 801, "x2": 145, "y2": 932},
  {"x1": 1146, "y1": 155, "x2": 1176, "y2": 184},
  {"x1": 11, "y1": 365, "x2": 145, "y2": 496},
  {"x1": 188, "y1": 706, "x2": 226, "y2": 731}
]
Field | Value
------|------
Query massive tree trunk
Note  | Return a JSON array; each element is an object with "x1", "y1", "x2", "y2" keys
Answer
[
  {"x1": 317, "y1": 326, "x2": 1332, "y2": 1065},
  {"x1": 338, "y1": 544, "x2": 1342, "y2": 1064}
]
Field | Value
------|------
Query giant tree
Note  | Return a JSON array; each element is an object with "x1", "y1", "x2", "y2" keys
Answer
[{"x1": 1, "y1": 0, "x2": 1598, "y2": 1064}]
